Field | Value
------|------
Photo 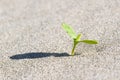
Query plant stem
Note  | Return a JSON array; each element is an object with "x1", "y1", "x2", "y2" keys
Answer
[
  {"x1": 71, "y1": 45, "x2": 76, "y2": 56},
  {"x1": 71, "y1": 41, "x2": 77, "y2": 56}
]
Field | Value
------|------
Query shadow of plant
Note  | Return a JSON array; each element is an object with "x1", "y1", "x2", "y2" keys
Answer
[{"x1": 10, "y1": 52, "x2": 70, "y2": 60}]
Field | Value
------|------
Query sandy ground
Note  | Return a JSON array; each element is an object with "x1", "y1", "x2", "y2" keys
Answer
[{"x1": 0, "y1": 0, "x2": 120, "y2": 80}]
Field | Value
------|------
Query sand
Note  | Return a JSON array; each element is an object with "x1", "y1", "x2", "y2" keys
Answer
[{"x1": 0, "y1": 0, "x2": 120, "y2": 80}]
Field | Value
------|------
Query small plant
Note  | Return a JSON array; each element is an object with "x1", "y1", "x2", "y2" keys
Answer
[{"x1": 62, "y1": 23, "x2": 98, "y2": 56}]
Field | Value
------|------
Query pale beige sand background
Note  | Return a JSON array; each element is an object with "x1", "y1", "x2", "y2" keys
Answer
[{"x1": 0, "y1": 0, "x2": 120, "y2": 80}]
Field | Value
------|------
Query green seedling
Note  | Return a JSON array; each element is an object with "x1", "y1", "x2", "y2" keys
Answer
[{"x1": 62, "y1": 23, "x2": 98, "y2": 56}]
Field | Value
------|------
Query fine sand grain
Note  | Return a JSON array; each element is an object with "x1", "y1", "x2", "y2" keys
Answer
[{"x1": 0, "y1": 0, "x2": 120, "y2": 80}]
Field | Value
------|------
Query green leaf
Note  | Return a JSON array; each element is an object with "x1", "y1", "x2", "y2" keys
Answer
[
  {"x1": 75, "y1": 34, "x2": 82, "y2": 41},
  {"x1": 79, "y1": 40, "x2": 98, "y2": 44},
  {"x1": 62, "y1": 23, "x2": 77, "y2": 39}
]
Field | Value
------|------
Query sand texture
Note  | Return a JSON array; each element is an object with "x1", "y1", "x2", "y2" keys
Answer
[{"x1": 0, "y1": 0, "x2": 120, "y2": 80}]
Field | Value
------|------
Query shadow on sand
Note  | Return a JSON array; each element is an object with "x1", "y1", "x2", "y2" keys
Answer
[{"x1": 10, "y1": 52, "x2": 70, "y2": 60}]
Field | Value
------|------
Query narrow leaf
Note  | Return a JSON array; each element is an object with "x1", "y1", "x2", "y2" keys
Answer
[
  {"x1": 79, "y1": 40, "x2": 98, "y2": 44},
  {"x1": 75, "y1": 34, "x2": 82, "y2": 41},
  {"x1": 62, "y1": 23, "x2": 77, "y2": 39}
]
